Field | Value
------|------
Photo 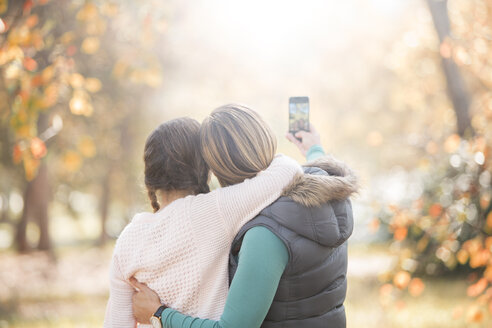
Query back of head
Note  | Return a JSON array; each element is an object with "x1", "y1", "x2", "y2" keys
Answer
[
  {"x1": 200, "y1": 104, "x2": 277, "y2": 186},
  {"x1": 144, "y1": 117, "x2": 210, "y2": 212}
]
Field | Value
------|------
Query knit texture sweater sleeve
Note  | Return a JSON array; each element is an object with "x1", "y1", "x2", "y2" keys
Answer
[
  {"x1": 160, "y1": 226, "x2": 288, "y2": 328},
  {"x1": 214, "y1": 154, "x2": 302, "y2": 238},
  {"x1": 103, "y1": 255, "x2": 136, "y2": 328}
]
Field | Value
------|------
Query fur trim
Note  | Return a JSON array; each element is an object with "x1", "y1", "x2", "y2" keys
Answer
[{"x1": 281, "y1": 155, "x2": 359, "y2": 207}]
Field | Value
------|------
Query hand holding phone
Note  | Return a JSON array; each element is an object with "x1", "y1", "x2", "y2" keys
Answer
[{"x1": 286, "y1": 124, "x2": 321, "y2": 157}]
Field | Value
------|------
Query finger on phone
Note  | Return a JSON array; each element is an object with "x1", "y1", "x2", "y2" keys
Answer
[
  {"x1": 295, "y1": 131, "x2": 307, "y2": 139},
  {"x1": 309, "y1": 124, "x2": 317, "y2": 133},
  {"x1": 286, "y1": 133, "x2": 301, "y2": 146}
]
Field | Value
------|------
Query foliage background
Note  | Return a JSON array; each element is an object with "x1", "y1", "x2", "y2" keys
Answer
[{"x1": 0, "y1": 0, "x2": 491, "y2": 327}]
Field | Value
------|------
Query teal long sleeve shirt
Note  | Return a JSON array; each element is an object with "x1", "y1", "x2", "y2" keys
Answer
[{"x1": 160, "y1": 146, "x2": 326, "y2": 328}]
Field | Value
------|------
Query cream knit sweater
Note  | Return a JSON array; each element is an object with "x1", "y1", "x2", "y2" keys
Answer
[{"x1": 103, "y1": 155, "x2": 302, "y2": 327}]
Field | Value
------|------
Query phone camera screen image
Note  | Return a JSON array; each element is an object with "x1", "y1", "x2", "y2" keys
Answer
[{"x1": 289, "y1": 97, "x2": 310, "y2": 134}]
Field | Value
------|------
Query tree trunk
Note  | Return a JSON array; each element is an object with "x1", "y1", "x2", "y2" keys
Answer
[
  {"x1": 15, "y1": 113, "x2": 52, "y2": 253},
  {"x1": 35, "y1": 164, "x2": 51, "y2": 250},
  {"x1": 426, "y1": 0, "x2": 474, "y2": 137},
  {"x1": 15, "y1": 163, "x2": 51, "y2": 252},
  {"x1": 98, "y1": 169, "x2": 111, "y2": 246},
  {"x1": 15, "y1": 188, "x2": 29, "y2": 252}
]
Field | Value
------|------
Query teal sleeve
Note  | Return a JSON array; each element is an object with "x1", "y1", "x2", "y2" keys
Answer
[
  {"x1": 160, "y1": 226, "x2": 289, "y2": 328},
  {"x1": 306, "y1": 144, "x2": 326, "y2": 162}
]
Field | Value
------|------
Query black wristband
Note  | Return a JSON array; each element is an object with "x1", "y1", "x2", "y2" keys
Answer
[{"x1": 153, "y1": 305, "x2": 167, "y2": 319}]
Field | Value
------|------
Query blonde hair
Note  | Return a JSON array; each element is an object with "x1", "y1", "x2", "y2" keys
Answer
[{"x1": 200, "y1": 104, "x2": 277, "y2": 186}]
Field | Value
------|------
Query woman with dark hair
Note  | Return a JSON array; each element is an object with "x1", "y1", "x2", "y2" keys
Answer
[
  {"x1": 131, "y1": 105, "x2": 358, "y2": 328},
  {"x1": 103, "y1": 117, "x2": 302, "y2": 327}
]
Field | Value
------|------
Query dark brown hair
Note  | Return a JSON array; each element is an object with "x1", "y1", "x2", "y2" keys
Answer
[{"x1": 144, "y1": 118, "x2": 210, "y2": 212}]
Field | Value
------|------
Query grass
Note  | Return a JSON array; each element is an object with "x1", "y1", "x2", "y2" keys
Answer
[{"x1": 0, "y1": 244, "x2": 489, "y2": 327}]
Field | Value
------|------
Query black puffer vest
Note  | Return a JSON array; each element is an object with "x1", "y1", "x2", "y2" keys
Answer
[{"x1": 229, "y1": 156, "x2": 357, "y2": 328}]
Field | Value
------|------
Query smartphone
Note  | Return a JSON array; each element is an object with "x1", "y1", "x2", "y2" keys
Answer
[{"x1": 289, "y1": 97, "x2": 310, "y2": 138}]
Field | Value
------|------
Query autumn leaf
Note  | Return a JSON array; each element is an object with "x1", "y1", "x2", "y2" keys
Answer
[
  {"x1": 23, "y1": 0, "x2": 33, "y2": 15},
  {"x1": 487, "y1": 212, "x2": 492, "y2": 229},
  {"x1": 69, "y1": 73, "x2": 85, "y2": 88},
  {"x1": 23, "y1": 57, "x2": 38, "y2": 71},
  {"x1": 429, "y1": 203, "x2": 442, "y2": 218},
  {"x1": 466, "y1": 305, "x2": 483, "y2": 323},
  {"x1": 484, "y1": 265, "x2": 492, "y2": 282},
  {"x1": 23, "y1": 155, "x2": 40, "y2": 181},
  {"x1": 41, "y1": 66, "x2": 54, "y2": 82},
  {"x1": 368, "y1": 218, "x2": 380, "y2": 234},
  {"x1": 393, "y1": 271, "x2": 411, "y2": 290},
  {"x1": 467, "y1": 278, "x2": 488, "y2": 297},
  {"x1": 12, "y1": 144, "x2": 23, "y2": 164},
  {"x1": 444, "y1": 134, "x2": 461, "y2": 153},
  {"x1": 469, "y1": 249, "x2": 490, "y2": 269},
  {"x1": 76, "y1": 3, "x2": 99, "y2": 21},
  {"x1": 408, "y1": 278, "x2": 425, "y2": 297},
  {"x1": 30, "y1": 137, "x2": 47, "y2": 159},
  {"x1": 81, "y1": 37, "x2": 100, "y2": 54},
  {"x1": 85, "y1": 77, "x2": 102, "y2": 93},
  {"x1": 440, "y1": 39, "x2": 452, "y2": 59},
  {"x1": 456, "y1": 249, "x2": 469, "y2": 265},
  {"x1": 394, "y1": 227, "x2": 408, "y2": 241},
  {"x1": 379, "y1": 283, "x2": 393, "y2": 297},
  {"x1": 486, "y1": 237, "x2": 492, "y2": 251},
  {"x1": 26, "y1": 14, "x2": 39, "y2": 28}
]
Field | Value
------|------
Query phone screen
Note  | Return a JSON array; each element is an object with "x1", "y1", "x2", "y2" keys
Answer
[{"x1": 289, "y1": 97, "x2": 310, "y2": 134}]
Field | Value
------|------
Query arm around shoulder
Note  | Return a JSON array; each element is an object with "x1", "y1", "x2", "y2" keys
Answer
[{"x1": 218, "y1": 155, "x2": 302, "y2": 236}]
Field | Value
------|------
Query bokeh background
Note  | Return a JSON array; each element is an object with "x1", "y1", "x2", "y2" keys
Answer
[{"x1": 0, "y1": 0, "x2": 491, "y2": 327}]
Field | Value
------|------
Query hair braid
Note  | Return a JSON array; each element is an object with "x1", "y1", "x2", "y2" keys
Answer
[{"x1": 147, "y1": 188, "x2": 160, "y2": 213}]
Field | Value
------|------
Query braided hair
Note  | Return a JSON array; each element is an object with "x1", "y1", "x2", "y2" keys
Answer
[{"x1": 144, "y1": 118, "x2": 210, "y2": 213}]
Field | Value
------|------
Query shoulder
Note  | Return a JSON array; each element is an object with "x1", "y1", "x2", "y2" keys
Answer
[
  {"x1": 242, "y1": 226, "x2": 288, "y2": 263},
  {"x1": 114, "y1": 212, "x2": 152, "y2": 249}
]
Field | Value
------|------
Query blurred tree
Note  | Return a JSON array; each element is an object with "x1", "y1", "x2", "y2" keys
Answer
[
  {"x1": 375, "y1": 0, "x2": 492, "y2": 322},
  {"x1": 426, "y1": 0, "x2": 473, "y2": 137},
  {"x1": 0, "y1": 0, "x2": 166, "y2": 251}
]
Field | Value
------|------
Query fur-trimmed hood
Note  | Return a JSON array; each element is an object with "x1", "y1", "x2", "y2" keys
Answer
[
  {"x1": 258, "y1": 155, "x2": 358, "y2": 247},
  {"x1": 282, "y1": 155, "x2": 359, "y2": 207}
]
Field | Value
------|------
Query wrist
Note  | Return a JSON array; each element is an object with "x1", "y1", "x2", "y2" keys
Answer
[
  {"x1": 150, "y1": 304, "x2": 167, "y2": 328},
  {"x1": 306, "y1": 144, "x2": 325, "y2": 161}
]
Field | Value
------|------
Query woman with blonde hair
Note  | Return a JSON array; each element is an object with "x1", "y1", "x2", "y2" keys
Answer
[
  {"x1": 131, "y1": 105, "x2": 358, "y2": 328},
  {"x1": 103, "y1": 116, "x2": 302, "y2": 327}
]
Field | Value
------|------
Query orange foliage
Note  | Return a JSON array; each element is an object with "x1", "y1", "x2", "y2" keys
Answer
[
  {"x1": 469, "y1": 249, "x2": 490, "y2": 269},
  {"x1": 393, "y1": 271, "x2": 411, "y2": 290},
  {"x1": 408, "y1": 278, "x2": 425, "y2": 297},
  {"x1": 466, "y1": 306, "x2": 484, "y2": 323},
  {"x1": 429, "y1": 203, "x2": 442, "y2": 218},
  {"x1": 23, "y1": 57, "x2": 37, "y2": 71},
  {"x1": 2, "y1": 0, "x2": 165, "y2": 181},
  {"x1": 467, "y1": 278, "x2": 488, "y2": 298},
  {"x1": 487, "y1": 212, "x2": 492, "y2": 229},
  {"x1": 368, "y1": 218, "x2": 380, "y2": 234},
  {"x1": 393, "y1": 227, "x2": 408, "y2": 241},
  {"x1": 30, "y1": 137, "x2": 47, "y2": 159}
]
